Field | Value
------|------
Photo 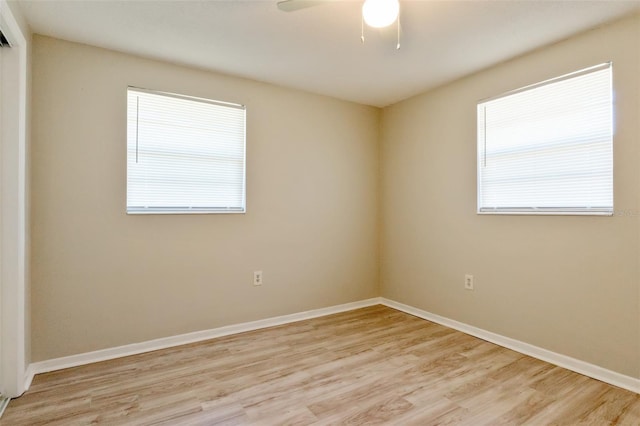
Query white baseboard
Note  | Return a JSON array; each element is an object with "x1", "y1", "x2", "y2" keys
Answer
[
  {"x1": 380, "y1": 298, "x2": 640, "y2": 394},
  {"x1": 0, "y1": 396, "x2": 9, "y2": 419},
  {"x1": 24, "y1": 364, "x2": 35, "y2": 393},
  {"x1": 27, "y1": 297, "x2": 382, "y2": 385},
  {"x1": 26, "y1": 296, "x2": 640, "y2": 396}
]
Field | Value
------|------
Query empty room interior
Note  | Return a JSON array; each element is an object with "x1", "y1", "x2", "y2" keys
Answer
[{"x1": 1, "y1": 0, "x2": 640, "y2": 424}]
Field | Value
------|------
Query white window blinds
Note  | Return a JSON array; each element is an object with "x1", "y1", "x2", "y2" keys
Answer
[
  {"x1": 477, "y1": 63, "x2": 613, "y2": 215},
  {"x1": 127, "y1": 88, "x2": 246, "y2": 214}
]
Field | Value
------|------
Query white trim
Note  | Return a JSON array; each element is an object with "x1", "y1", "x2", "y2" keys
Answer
[
  {"x1": 26, "y1": 297, "x2": 639, "y2": 396},
  {"x1": 0, "y1": 0, "x2": 28, "y2": 399},
  {"x1": 0, "y1": 396, "x2": 9, "y2": 418},
  {"x1": 27, "y1": 298, "x2": 382, "y2": 380},
  {"x1": 380, "y1": 298, "x2": 640, "y2": 394},
  {"x1": 23, "y1": 363, "x2": 34, "y2": 391}
]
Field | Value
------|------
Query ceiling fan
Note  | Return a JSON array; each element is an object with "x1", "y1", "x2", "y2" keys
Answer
[{"x1": 277, "y1": 0, "x2": 402, "y2": 48}]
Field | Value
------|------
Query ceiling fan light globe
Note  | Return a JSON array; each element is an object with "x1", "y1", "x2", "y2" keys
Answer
[{"x1": 362, "y1": 0, "x2": 399, "y2": 28}]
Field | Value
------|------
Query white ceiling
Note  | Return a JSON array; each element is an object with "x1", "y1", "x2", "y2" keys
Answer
[{"x1": 17, "y1": 0, "x2": 640, "y2": 107}]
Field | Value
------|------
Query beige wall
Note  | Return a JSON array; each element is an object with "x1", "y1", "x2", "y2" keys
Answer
[
  {"x1": 381, "y1": 14, "x2": 640, "y2": 378},
  {"x1": 31, "y1": 14, "x2": 640, "y2": 381},
  {"x1": 31, "y1": 36, "x2": 380, "y2": 361}
]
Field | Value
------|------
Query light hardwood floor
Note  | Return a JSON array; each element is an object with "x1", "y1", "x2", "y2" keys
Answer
[{"x1": 3, "y1": 305, "x2": 639, "y2": 425}]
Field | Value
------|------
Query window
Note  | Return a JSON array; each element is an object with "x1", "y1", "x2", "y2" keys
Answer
[
  {"x1": 127, "y1": 88, "x2": 246, "y2": 214},
  {"x1": 477, "y1": 63, "x2": 613, "y2": 215}
]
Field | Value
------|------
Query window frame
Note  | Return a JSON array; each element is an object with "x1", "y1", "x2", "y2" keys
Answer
[
  {"x1": 126, "y1": 87, "x2": 247, "y2": 215},
  {"x1": 476, "y1": 62, "x2": 614, "y2": 216}
]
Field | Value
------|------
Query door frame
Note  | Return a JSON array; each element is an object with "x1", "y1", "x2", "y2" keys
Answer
[{"x1": 0, "y1": 0, "x2": 28, "y2": 398}]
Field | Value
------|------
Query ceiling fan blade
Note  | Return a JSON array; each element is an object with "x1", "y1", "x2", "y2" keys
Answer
[{"x1": 277, "y1": 0, "x2": 326, "y2": 12}]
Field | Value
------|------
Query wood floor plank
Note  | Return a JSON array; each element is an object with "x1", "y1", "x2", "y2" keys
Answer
[{"x1": 2, "y1": 305, "x2": 639, "y2": 425}]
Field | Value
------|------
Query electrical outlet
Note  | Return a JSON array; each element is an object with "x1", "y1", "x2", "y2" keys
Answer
[
  {"x1": 464, "y1": 274, "x2": 474, "y2": 290},
  {"x1": 253, "y1": 271, "x2": 263, "y2": 286}
]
